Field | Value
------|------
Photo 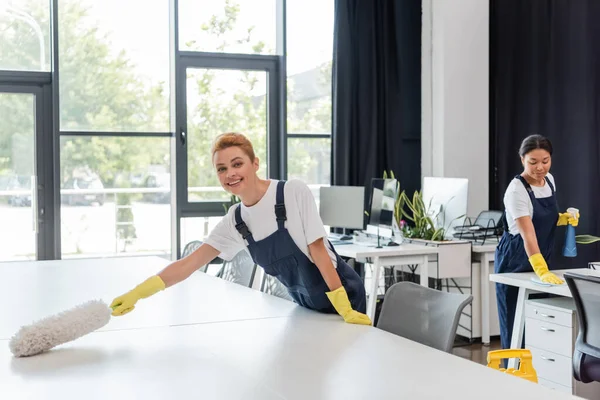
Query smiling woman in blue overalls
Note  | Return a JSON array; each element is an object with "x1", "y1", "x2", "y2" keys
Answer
[
  {"x1": 111, "y1": 132, "x2": 371, "y2": 326},
  {"x1": 495, "y1": 134, "x2": 579, "y2": 350}
]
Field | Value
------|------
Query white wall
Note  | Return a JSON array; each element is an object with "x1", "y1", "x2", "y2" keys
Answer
[{"x1": 422, "y1": 0, "x2": 489, "y2": 218}]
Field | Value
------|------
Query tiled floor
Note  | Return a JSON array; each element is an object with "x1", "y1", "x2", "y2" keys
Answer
[{"x1": 452, "y1": 338, "x2": 503, "y2": 366}]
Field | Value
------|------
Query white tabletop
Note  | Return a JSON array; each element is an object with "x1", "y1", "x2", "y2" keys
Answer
[
  {"x1": 489, "y1": 268, "x2": 600, "y2": 296},
  {"x1": 334, "y1": 241, "x2": 438, "y2": 260},
  {"x1": 1, "y1": 315, "x2": 576, "y2": 400},
  {"x1": 0, "y1": 256, "x2": 303, "y2": 340},
  {"x1": 0, "y1": 257, "x2": 580, "y2": 399}
]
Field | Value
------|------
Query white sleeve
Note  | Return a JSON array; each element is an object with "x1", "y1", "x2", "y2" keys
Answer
[
  {"x1": 504, "y1": 182, "x2": 531, "y2": 221},
  {"x1": 288, "y1": 180, "x2": 328, "y2": 245},
  {"x1": 203, "y1": 206, "x2": 245, "y2": 261}
]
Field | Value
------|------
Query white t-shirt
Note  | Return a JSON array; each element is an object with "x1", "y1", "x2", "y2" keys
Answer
[
  {"x1": 204, "y1": 179, "x2": 338, "y2": 267},
  {"x1": 504, "y1": 173, "x2": 556, "y2": 235}
]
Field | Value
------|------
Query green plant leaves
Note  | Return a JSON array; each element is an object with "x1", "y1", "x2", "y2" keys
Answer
[{"x1": 575, "y1": 235, "x2": 600, "y2": 244}]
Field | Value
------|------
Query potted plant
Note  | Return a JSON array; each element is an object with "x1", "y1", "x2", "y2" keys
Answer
[
  {"x1": 381, "y1": 170, "x2": 472, "y2": 279},
  {"x1": 382, "y1": 170, "x2": 462, "y2": 242}
]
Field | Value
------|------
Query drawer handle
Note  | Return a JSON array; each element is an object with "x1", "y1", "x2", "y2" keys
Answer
[
  {"x1": 541, "y1": 356, "x2": 556, "y2": 362},
  {"x1": 541, "y1": 327, "x2": 556, "y2": 332},
  {"x1": 539, "y1": 313, "x2": 555, "y2": 319}
]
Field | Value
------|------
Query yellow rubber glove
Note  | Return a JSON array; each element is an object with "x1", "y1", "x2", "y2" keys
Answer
[
  {"x1": 529, "y1": 253, "x2": 564, "y2": 284},
  {"x1": 557, "y1": 211, "x2": 579, "y2": 227},
  {"x1": 326, "y1": 286, "x2": 372, "y2": 325},
  {"x1": 110, "y1": 275, "x2": 166, "y2": 316}
]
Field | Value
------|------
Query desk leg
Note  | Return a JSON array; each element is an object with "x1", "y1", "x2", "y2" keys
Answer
[
  {"x1": 419, "y1": 255, "x2": 429, "y2": 287},
  {"x1": 481, "y1": 252, "x2": 491, "y2": 345},
  {"x1": 507, "y1": 287, "x2": 530, "y2": 370},
  {"x1": 367, "y1": 257, "x2": 382, "y2": 321}
]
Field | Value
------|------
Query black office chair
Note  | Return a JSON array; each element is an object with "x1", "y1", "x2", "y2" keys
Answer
[{"x1": 564, "y1": 272, "x2": 600, "y2": 383}]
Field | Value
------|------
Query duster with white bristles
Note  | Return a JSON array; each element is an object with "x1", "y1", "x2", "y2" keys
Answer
[{"x1": 9, "y1": 300, "x2": 112, "y2": 357}]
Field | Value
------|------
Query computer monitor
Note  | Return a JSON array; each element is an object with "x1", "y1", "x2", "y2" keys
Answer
[
  {"x1": 368, "y1": 178, "x2": 397, "y2": 228},
  {"x1": 422, "y1": 177, "x2": 468, "y2": 239},
  {"x1": 319, "y1": 186, "x2": 365, "y2": 230}
]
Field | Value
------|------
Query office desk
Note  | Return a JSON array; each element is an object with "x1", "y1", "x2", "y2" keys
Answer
[
  {"x1": 1, "y1": 260, "x2": 578, "y2": 400},
  {"x1": 472, "y1": 242, "x2": 498, "y2": 345},
  {"x1": 334, "y1": 242, "x2": 439, "y2": 320},
  {"x1": 0, "y1": 256, "x2": 303, "y2": 340},
  {"x1": 489, "y1": 268, "x2": 600, "y2": 369}
]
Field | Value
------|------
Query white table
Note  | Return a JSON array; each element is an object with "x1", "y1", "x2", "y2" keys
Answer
[
  {"x1": 472, "y1": 242, "x2": 498, "y2": 345},
  {"x1": 1, "y1": 256, "x2": 578, "y2": 399},
  {"x1": 0, "y1": 256, "x2": 303, "y2": 340},
  {"x1": 489, "y1": 267, "x2": 600, "y2": 369},
  {"x1": 334, "y1": 242, "x2": 439, "y2": 320}
]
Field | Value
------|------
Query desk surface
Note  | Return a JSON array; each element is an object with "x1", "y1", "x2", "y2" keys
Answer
[
  {"x1": 334, "y1": 241, "x2": 439, "y2": 259},
  {"x1": 0, "y1": 256, "x2": 302, "y2": 340},
  {"x1": 2, "y1": 314, "x2": 576, "y2": 399},
  {"x1": 489, "y1": 268, "x2": 600, "y2": 296},
  {"x1": 0, "y1": 257, "x2": 579, "y2": 399}
]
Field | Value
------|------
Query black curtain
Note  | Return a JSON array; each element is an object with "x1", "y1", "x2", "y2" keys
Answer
[
  {"x1": 331, "y1": 0, "x2": 421, "y2": 198},
  {"x1": 491, "y1": 0, "x2": 600, "y2": 265}
]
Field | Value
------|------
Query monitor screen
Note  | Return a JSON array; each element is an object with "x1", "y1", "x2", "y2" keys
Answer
[
  {"x1": 422, "y1": 177, "x2": 468, "y2": 239},
  {"x1": 368, "y1": 178, "x2": 397, "y2": 228},
  {"x1": 319, "y1": 186, "x2": 365, "y2": 230}
]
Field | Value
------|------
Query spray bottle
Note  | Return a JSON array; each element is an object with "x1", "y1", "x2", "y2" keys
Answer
[{"x1": 562, "y1": 207, "x2": 579, "y2": 257}]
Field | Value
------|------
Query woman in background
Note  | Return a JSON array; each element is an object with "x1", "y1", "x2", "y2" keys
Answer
[{"x1": 495, "y1": 134, "x2": 579, "y2": 350}]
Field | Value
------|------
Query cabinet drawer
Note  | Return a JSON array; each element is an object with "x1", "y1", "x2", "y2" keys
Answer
[
  {"x1": 525, "y1": 301, "x2": 574, "y2": 328},
  {"x1": 538, "y1": 377, "x2": 572, "y2": 394},
  {"x1": 525, "y1": 317, "x2": 573, "y2": 357},
  {"x1": 529, "y1": 346, "x2": 573, "y2": 388}
]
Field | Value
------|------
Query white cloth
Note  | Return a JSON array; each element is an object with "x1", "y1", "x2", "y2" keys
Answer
[
  {"x1": 504, "y1": 173, "x2": 556, "y2": 235},
  {"x1": 204, "y1": 179, "x2": 338, "y2": 267}
]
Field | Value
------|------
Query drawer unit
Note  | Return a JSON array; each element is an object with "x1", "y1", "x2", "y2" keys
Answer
[
  {"x1": 525, "y1": 299, "x2": 574, "y2": 328},
  {"x1": 528, "y1": 346, "x2": 573, "y2": 387},
  {"x1": 526, "y1": 317, "x2": 573, "y2": 357},
  {"x1": 525, "y1": 297, "x2": 600, "y2": 399}
]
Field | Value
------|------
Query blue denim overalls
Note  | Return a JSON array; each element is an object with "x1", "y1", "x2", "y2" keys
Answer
[
  {"x1": 234, "y1": 180, "x2": 367, "y2": 313},
  {"x1": 494, "y1": 175, "x2": 558, "y2": 350}
]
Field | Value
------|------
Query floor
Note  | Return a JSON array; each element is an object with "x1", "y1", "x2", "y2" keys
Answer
[{"x1": 452, "y1": 338, "x2": 503, "y2": 366}]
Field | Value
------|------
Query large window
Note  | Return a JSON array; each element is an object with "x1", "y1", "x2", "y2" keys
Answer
[
  {"x1": 0, "y1": 0, "x2": 335, "y2": 260},
  {"x1": 285, "y1": 0, "x2": 334, "y2": 192},
  {"x1": 178, "y1": 0, "x2": 277, "y2": 55},
  {"x1": 0, "y1": 93, "x2": 36, "y2": 261},
  {"x1": 0, "y1": 0, "x2": 51, "y2": 71},
  {"x1": 60, "y1": 136, "x2": 171, "y2": 258},
  {"x1": 185, "y1": 68, "x2": 268, "y2": 203},
  {"x1": 57, "y1": 0, "x2": 170, "y2": 132}
]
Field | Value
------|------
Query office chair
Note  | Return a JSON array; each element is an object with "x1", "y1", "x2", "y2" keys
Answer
[
  {"x1": 376, "y1": 281, "x2": 472, "y2": 353},
  {"x1": 261, "y1": 274, "x2": 293, "y2": 301},
  {"x1": 215, "y1": 248, "x2": 257, "y2": 288},
  {"x1": 564, "y1": 272, "x2": 600, "y2": 383},
  {"x1": 181, "y1": 240, "x2": 223, "y2": 273}
]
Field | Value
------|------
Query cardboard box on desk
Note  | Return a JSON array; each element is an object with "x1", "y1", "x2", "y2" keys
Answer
[{"x1": 403, "y1": 238, "x2": 472, "y2": 279}]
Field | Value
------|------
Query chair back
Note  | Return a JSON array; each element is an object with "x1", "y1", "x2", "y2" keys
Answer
[
  {"x1": 376, "y1": 281, "x2": 472, "y2": 353},
  {"x1": 216, "y1": 248, "x2": 257, "y2": 288},
  {"x1": 565, "y1": 272, "x2": 600, "y2": 383},
  {"x1": 181, "y1": 240, "x2": 223, "y2": 273},
  {"x1": 261, "y1": 274, "x2": 293, "y2": 301}
]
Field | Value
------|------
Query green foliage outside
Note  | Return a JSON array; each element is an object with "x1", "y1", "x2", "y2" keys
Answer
[{"x1": 1, "y1": 0, "x2": 332, "y2": 251}]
